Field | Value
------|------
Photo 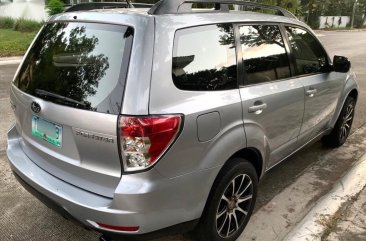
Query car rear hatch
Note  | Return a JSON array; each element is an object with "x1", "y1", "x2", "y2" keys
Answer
[{"x1": 10, "y1": 21, "x2": 134, "y2": 197}]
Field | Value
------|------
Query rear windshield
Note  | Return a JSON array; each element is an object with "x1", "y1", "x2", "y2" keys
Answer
[{"x1": 13, "y1": 22, "x2": 134, "y2": 114}]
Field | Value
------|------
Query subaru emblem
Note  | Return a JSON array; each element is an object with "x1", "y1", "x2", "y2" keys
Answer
[{"x1": 31, "y1": 102, "x2": 41, "y2": 113}]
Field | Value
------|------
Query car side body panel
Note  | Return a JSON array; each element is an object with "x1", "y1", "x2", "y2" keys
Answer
[
  {"x1": 240, "y1": 79, "x2": 305, "y2": 169},
  {"x1": 298, "y1": 72, "x2": 344, "y2": 142},
  {"x1": 328, "y1": 72, "x2": 358, "y2": 128},
  {"x1": 6, "y1": 8, "x2": 359, "y2": 238}
]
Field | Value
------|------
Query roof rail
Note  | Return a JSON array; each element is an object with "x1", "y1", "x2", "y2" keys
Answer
[
  {"x1": 64, "y1": 2, "x2": 154, "y2": 13},
  {"x1": 148, "y1": 0, "x2": 297, "y2": 19}
]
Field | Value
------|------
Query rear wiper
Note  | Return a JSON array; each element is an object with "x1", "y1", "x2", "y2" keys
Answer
[{"x1": 35, "y1": 89, "x2": 86, "y2": 107}]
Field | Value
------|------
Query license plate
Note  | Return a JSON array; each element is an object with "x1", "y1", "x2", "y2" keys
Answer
[{"x1": 31, "y1": 115, "x2": 62, "y2": 148}]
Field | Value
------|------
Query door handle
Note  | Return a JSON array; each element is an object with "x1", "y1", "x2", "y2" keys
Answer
[
  {"x1": 306, "y1": 89, "x2": 317, "y2": 97},
  {"x1": 248, "y1": 102, "x2": 267, "y2": 114}
]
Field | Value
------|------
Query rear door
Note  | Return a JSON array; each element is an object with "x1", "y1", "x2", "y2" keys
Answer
[
  {"x1": 238, "y1": 24, "x2": 305, "y2": 167},
  {"x1": 10, "y1": 22, "x2": 134, "y2": 197},
  {"x1": 283, "y1": 26, "x2": 343, "y2": 142}
]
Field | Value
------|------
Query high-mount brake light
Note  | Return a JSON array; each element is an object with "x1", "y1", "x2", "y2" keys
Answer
[{"x1": 119, "y1": 115, "x2": 182, "y2": 172}]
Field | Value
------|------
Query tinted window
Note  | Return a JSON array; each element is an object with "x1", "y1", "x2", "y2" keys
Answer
[
  {"x1": 14, "y1": 22, "x2": 134, "y2": 114},
  {"x1": 172, "y1": 24, "x2": 237, "y2": 91},
  {"x1": 239, "y1": 25, "x2": 291, "y2": 85},
  {"x1": 285, "y1": 27, "x2": 328, "y2": 75}
]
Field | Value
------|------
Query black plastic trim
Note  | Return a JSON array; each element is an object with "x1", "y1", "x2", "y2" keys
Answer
[
  {"x1": 13, "y1": 171, "x2": 199, "y2": 240},
  {"x1": 13, "y1": 172, "x2": 90, "y2": 229},
  {"x1": 233, "y1": 23, "x2": 244, "y2": 87}
]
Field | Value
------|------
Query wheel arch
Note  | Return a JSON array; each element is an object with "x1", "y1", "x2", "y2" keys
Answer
[
  {"x1": 204, "y1": 147, "x2": 264, "y2": 205},
  {"x1": 348, "y1": 88, "x2": 358, "y2": 102},
  {"x1": 229, "y1": 148, "x2": 264, "y2": 181},
  {"x1": 329, "y1": 85, "x2": 358, "y2": 129},
  {"x1": 197, "y1": 148, "x2": 262, "y2": 238}
]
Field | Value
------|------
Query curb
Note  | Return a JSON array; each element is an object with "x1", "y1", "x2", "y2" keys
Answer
[
  {"x1": 0, "y1": 56, "x2": 23, "y2": 66},
  {"x1": 283, "y1": 154, "x2": 366, "y2": 241}
]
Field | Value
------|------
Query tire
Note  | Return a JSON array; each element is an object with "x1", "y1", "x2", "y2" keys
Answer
[
  {"x1": 194, "y1": 159, "x2": 258, "y2": 241},
  {"x1": 322, "y1": 96, "x2": 356, "y2": 148}
]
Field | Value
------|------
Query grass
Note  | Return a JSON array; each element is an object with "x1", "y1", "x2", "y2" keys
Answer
[
  {"x1": 0, "y1": 17, "x2": 43, "y2": 32},
  {"x1": 0, "y1": 29, "x2": 37, "y2": 57},
  {"x1": 0, "y1": 17, "x2": 14, "y2": 29},
  {"x1": 0, "y1": 17, "x2": 42, "y2": 57}
]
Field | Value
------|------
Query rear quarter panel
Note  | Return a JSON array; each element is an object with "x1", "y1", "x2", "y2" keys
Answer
[{"x1": 149, "y1": 15, "x2": 247, "y2": 179}]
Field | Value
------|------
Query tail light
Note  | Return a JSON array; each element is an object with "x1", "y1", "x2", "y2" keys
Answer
[{"x1": 119, "y1": 115, "x2": 182, "y2": 172}]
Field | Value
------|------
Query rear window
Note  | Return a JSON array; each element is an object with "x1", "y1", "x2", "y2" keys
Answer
[{"x1": 14, "y1": 22, "x2": 134, "y2": 114}]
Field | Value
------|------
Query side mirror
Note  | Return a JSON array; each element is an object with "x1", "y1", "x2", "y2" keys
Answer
[{"x1": 333, "y1": 55, "x2": 351, "y2": 73}]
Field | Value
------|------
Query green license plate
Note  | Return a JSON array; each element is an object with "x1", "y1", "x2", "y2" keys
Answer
[{"x1": 31, "y1": 115, "x2": 62, "y2": 148}]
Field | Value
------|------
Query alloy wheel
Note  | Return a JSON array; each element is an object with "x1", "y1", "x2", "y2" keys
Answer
[
  {"x1": 216, "y1": 174, "x2": 253, "y2": 238},
  {"x1": 340, "y1": 103, "x2": 354, "y2": 141}
]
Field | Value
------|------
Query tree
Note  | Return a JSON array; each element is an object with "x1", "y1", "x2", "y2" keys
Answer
[
  {"x1": 298, "y1": 0, "x2": 366, "y2": 28},
  {"x1": 257, "y1": 0, "x2": 300, "y2": 14},
  {"x1": 46, "y1": 0, "x2": 64, "y2": 16},
  {"x1": 356, "y1": 0, "x2": 366, "y2": 27}
]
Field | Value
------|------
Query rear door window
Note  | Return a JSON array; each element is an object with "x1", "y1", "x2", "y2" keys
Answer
[
  {"x1": 172, "y1": 24, "x2": 237, "y2": 91},
  {"x1": 239, "y1": 25, "x2": 291, "y2": 85},
  {"x1": 14, "y1": 22, "x2": 134, "y2": 114}
]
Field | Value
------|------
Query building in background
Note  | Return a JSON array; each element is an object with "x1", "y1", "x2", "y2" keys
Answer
[
  {"x1": 0, "y1": 0, "x2": 120, "y2": 22},
  {"x1": 0, "y1": 0, "x2": 47, "y2": 21}
]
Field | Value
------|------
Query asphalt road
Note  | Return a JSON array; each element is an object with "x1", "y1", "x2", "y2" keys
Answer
[{"x1": 0, "y1": 30, "x2": 366, "y2": 241}]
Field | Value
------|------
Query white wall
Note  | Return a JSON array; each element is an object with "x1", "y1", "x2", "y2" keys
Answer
[
  {"x1": 319, "y1": 16, "x2": 350, "y2": 29},
  {"x1": 0, "y1": 0, "x2": 47, "y2": 22}
]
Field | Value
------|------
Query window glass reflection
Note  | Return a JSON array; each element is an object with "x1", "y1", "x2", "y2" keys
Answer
[
  {"x1": 172, "y1": 24, "x2": 237, "y2": 91},
  {"x1": 15, "y1": 22, "x2": 133, "y2": 114},
  {"x1": 240, "y1": 25, "x2": 291, "y2": 85},
  {"x1": 286, "y1": 27, "x2": 328, "y2": 75}
]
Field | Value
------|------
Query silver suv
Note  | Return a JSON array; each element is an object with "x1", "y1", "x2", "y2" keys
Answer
[{"x1": 7, "y1": 1, "x2": 358, "y2": 240}]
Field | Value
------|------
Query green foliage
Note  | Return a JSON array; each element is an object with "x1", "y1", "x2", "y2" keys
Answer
[
  {"x1": 354, "y1": 14, "x2": 364, "y2": 28},
  {"x1": 13, "y1": 18, "x2": 43, "y2": 32},
  {"x1": 299, "y1": 0, "x2": 366, "y2": 29},
  {"x1": 0, "y1": 29, "x2": 37, "y2": 57},
  {"x1": 258, "y1": 0, "x2": 300, "y2": 14},
  {"x1": 60, "y1": 0, "x2": 71, "y2": 4},
  {"x1": 0, "y1": 17, "x2": 15, "y2": 29},
  {"x1": 355, "y1": 0, "x2": 366, "y2": 27},
  {"x1": 0, "y1": 17, "x2": 43, "y2": 32},
  {"x1": 307, "y1": 13, "x2": 320, "y2": 29},
  {"x1": 46, "y1": 0, "x2": 64, "y2": 16}
]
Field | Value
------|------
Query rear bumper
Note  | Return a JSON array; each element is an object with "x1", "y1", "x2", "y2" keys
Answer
[{"x1": 7, "y1": 125, "x2": 221, "y2": 235}]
